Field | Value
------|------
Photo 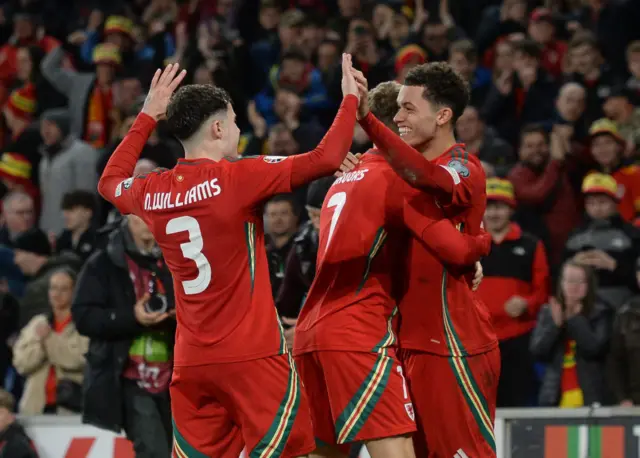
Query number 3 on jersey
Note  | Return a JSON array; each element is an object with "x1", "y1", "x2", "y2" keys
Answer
[
  {"x1": 325, "y1": 191, "x2": 346, "y2": 252},
  {"x1": 166, "y1": 216, "x2": 212, "y2": 295}
]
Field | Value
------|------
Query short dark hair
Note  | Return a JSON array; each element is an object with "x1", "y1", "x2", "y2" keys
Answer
[
  {"x1": 450, "y1": 39, "x2": 477, "y2": 62},
  {"x1": 265, "y1": 193, "x2": 298, "y2": 215},
  {"x1": 369, "y1": 81, "x2": 401, "y2": 132},
  {"x1": 404, "y1": 62, "x2": 470, "y2": 123},
  {"x1": 281, "y1": 47, "x2": 308, "y2": 64},
  {"x1": 520, "y1": 123, "x2": 549, "y2": 143},
  {"x1": 61, "y1": 190, "x2": 96, "y2": 212},
  {"x1": 513, "y1": 38, "x2": 542, "y2": 60},
  {"x1": 167, "y1": 84, "x2": 232, "y2": 141}
]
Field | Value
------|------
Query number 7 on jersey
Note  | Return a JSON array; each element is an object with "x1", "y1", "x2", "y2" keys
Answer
[{"x1": 325, "y1": 191, "x2": 346, "y2": 253}]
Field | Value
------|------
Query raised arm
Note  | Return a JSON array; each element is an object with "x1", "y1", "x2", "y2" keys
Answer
[
  {"x1": 359, "y1": 111, "x2": 461, "y2": 203},
  {"x1": 97, "y1": 64, "x2": 186, "y2": 214}
]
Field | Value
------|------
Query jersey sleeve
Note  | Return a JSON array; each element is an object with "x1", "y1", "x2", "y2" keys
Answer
[
  {"x1": 388, "y1": 178, "x2": 491, "y2": 266},
  {"x1": 97, "y1": 112, "x2": 155, "y2": 216},
  {"x1": 359, "y1": 112, "x2": 462, "y2": 205},
  {"x1": 232, "y1": 95, "x2": 358, "y2": 207},
  {"x1": 230, "y1": 156, "x2": 296, "y2": 207},
  {"x1": 438, "y1": 151, "x2": 485, "y2": 209}
]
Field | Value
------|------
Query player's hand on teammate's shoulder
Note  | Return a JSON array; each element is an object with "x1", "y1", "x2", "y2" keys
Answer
[
  {"x1": 341, "y1": 53, "x2": 360, "y2": 101},
  {"x1": 334, "y1": 152, "x2": 362, "y2": 177},
  {"x1": 134, "y1": 293, "x2": 171, "y2": 326},
  {"x1": 142, "y1": 63, "x2": 187, "y2": 121}
]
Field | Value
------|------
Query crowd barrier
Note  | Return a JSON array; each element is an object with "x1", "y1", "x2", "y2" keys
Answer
[{"x1": 18, "y1": 407, "x2": 640, "y2": 458}]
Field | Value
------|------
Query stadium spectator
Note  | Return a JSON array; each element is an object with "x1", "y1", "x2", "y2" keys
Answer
[
  {"x1": 448, "y1": 39, "x2": 492, "y2": 107},
  {"x1": 508, "y1": 124, "x2": 581, "y2": 266},
  {"x1": 607, "y1": 258, "x2": 640, "y2": 406},
  {"x1": 455, "y1": 105, "x2": 515, "y2": 176},
  {"x1": 56, "y1": 191, "x2": 98, "y2": 261},
  {"x1": 482, "y1": 38, "x2": 557, "y2": 146},
  {"x1": 564, "y1": 173, "x2": 640, "y2": 309},
  {"x1": 549, "y1": 82, "x2": 587, "y2": 143},
  {"x1": 565, "y1": 31, "x2": 616, "y2": 125},
  {"x1": 276, "y1": 176, "x2": 334, "y2": 344},
  {"x1": 602, "y1": 87, "x2": 640, "y2": 154},
  {"x1": 73, "y1": 216, "x2": 174, "y2": 458},
  {"x1": 265, "y1": 194, "x2": 300, "y2": 298},
  {"x1": 477, "y1": 178, "x2": 549, "y2": 407},
  {"x1": 530, "y1": 261, "x2": 612, "y2": 407},
  {"x1": 41, "y1": 44, "x2": 121, "y2": 147},
  {"x1": 37, "y1": 109, "x2": 98, "y2": 236},
  {"x1": 0, "y1": 389, "x2": 37, "y2": 458},
  {"x1": 0, "y1": 293, "x2": 19, "y2": 390},
  {"x1": 12, "y1": 268, "x2": 87, "y2": 415},
  {"x1": 527, "y1": 8, "x2": 567, "y2": 80},
  {"x1": 625, "y1": 40, "x2": 640, "y2": 99},
  {"x1": 587, "y1": 119, "x2": 640, "y2": 222}
]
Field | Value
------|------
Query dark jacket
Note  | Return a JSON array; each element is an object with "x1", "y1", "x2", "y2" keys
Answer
[
  {"x1": 0, "y1": 422, "x2": 38, "y2": 458},
  {"x1": 563, "y1": 215, "x2": 640, "y2": 308},
  {"x1": 530, "y1": 301, "x2": 612, "y2": 407},
  {"x1": 276, "y1": 221, "x2": 319, "y2": 318},
  {"x1": 72, "y1": 225, "x2": 174, "y2": 433},
  {"x1": 607, "y1": 296, "x2": 640, "y2": 404},
  {"x1": 482, "y1": 68, "x2": 558, "y2": 146}
]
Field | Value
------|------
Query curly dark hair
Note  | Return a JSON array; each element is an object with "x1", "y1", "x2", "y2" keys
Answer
[
  {"x1": 404, "y1": 62, "x2": 470, "y2": 123},
  {"x1": 368, "y1": 81, "x2": 401, "y2": 132},
  {"x1": 167, "y1": 84, "x2": 232, "y2": 141}
]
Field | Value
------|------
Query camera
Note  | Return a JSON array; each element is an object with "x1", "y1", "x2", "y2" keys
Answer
[{"x1": 144, "y1": 272, "x2": 172, "y2": 314}]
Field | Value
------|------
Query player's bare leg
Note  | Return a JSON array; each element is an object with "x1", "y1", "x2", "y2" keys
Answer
[
  {"x1": 365, "y1": 435, "x2": 416, "y2": 458},
  {"x1": 311, "y1": 445, "x2": 349, "y2": 458}
]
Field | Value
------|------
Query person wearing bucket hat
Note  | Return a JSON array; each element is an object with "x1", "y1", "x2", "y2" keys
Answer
[
  {"x1": 588, "y1": 118, "x2": 640, "y2": 221},
  {"x1": 41, "y1": 43, "x2": 119, "y2": 149},
  {"x1": 563, "y1": 172, "x2": 640, "y2": 309},
  {"x1": 2, "y1": 83, "x2": 36, "y2": 141},
  {"x1": 476, "y1": 178, "x2": 549, "y2": 408}
]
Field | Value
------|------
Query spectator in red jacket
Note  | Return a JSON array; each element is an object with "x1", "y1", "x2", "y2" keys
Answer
[
  {"x1": 527, "y1": 8, "x2": 567, "y2": 80},
  {"x1": 477, "y1": 178, "x2": 550, "y2": 407},
  {"x1": 508, "y1": 124, "x2": 582, "y2": 266}
]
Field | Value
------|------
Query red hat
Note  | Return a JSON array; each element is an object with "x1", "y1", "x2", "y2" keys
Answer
[
  {"x1": 395, "y1": 44, "x2": 427, "y2": 75},
  {"x1": 530, "y1": 7, "x2": 553, "y2": 23},
  {"x1": 5, "y1": 83, "x2": 36, "y2": 122},
  {"x1": 0, "y1": 152, "x2": 33, "y2": 187}
]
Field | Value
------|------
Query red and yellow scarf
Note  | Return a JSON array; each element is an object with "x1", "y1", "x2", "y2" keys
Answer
[{"x1": 84, "y1": 84, "x2": 113, "y2": 148}]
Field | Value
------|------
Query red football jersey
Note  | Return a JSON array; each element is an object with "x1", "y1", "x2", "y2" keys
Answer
[
  {"x1": 357, "y1": 113, "x2": 497, "y2": 356},
  {"x1": 399, "y1": 145, "x2": 498, "y2": 356},
  {"x1": 98, "y1": 99, "x2": 357, "y2": 366},
  {"x1": 294, "y1": 151, "x2": 491, "y2": 355}
]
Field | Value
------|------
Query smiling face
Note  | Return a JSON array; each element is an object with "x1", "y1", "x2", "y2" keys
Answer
[{"x1": 394, "y1": 85, "x2": 439, "y2": 148}]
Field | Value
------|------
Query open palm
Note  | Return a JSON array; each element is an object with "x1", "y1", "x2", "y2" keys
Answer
[{"x1": 142, "y1": 63, "x2": 187, "y2": 121}]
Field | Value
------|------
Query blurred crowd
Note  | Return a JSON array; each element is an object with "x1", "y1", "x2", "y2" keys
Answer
[{"x1": 1, "y1": 0, "x2": 640, "y2": 456}]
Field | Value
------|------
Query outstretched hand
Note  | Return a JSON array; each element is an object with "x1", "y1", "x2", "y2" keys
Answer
[
  {"x1": 142, "y1": 63, "x2": 187, "y2": 121},
  {"x1": 341, "y1": 53, "x2": 360, "y2": 101},
  {"x1": 351, "y1": 68, "x2": 370, "y2": 119}
]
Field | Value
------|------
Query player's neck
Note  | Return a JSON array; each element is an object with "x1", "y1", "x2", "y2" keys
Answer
[
  {"x1": 183, "y1": 138, "x2": 226, "y2": 162},
  {"x1": 421, "y1": 132, "x2": 458, "y2": 161}
]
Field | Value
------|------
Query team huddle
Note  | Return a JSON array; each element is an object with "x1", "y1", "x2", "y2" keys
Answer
[{"x1": 97, "y1": 56, "x2": 499, "y2": 458}]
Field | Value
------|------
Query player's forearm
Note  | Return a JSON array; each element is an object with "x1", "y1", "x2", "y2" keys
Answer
[
  {"x1": 359, "y1": 112, "x2": 454, "y2": 200},
  {"x1": 290, "y1": 95, "x2": 357, "y2": 188},
  {"x1": 420, "y1": 222, "x2": 490, "y2": 266},
  {"x1": 97, "y1": 112, "x2": 156, "y2": 203}
]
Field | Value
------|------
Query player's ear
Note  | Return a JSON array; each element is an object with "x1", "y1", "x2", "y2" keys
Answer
[
  {"x1": 211, "y1": 119, "x2": 224, "y2": 140},
  {"x1": 436, "y1": 107, "x2": 453, "y2": 126}
]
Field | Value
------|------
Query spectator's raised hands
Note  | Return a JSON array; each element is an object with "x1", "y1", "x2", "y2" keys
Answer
[{"x1": 142, "y1": 63, "x2": 187, "y2": 121}]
